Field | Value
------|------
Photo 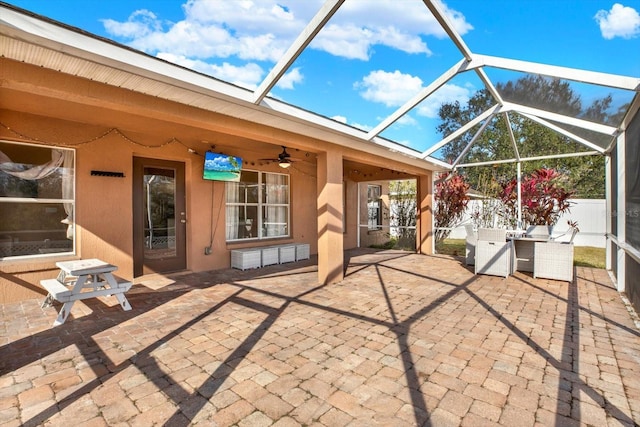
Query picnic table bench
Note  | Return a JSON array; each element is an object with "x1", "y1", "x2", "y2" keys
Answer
[{"x1": 40, "y1": 259, "x2": 132, "y2": 326}]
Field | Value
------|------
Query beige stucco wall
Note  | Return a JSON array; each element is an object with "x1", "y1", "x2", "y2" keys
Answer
[
  {"x1": 0, "y1": 111, "x2": 319, "y2": 302},
  {"x1": 0, "y1": 58, "x2": 433, "y2": 303}
]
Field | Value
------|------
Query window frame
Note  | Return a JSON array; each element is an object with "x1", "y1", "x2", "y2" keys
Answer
[
  {"x1": 0, "y1": 140, "x2": 76, "y2": 260},
  {"x1": 225, "y1": 169, "x2": 290, "y2": 242}
]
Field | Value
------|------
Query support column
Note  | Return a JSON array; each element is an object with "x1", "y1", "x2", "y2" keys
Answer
[
  {"x1": 317, "y1": 150, "x2": 344, "y2": 284},
  {"x1": 616, "y1": 132, "x2": 626, "y2": 292},
  {"x1": 416, "y1": 172, "x2": 433, "y2": 255},
  {"x1": 605, "y1": 155, "x2": 611, "y2": 271},
  {"x1": 517, "y1": 162, "x2": 522, "y2": 229}
]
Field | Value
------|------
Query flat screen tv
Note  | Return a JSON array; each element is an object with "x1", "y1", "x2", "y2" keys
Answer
[{"x1": 203, "y1": 152, "x2": 242, "y2": 182}]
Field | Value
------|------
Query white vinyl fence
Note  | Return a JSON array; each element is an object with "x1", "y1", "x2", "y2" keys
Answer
[{"x1": 447, "y1": 199, "x2": 605, "y2": 248}]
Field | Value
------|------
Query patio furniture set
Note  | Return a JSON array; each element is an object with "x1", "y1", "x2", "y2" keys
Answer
[{"x1": 466, "y1": 225, "x2": 578, "y2": 282}]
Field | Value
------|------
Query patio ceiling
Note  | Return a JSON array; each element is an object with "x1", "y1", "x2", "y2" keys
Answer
[{"x1": 1, "y1": 1, "x2": 639, "y2": 172}]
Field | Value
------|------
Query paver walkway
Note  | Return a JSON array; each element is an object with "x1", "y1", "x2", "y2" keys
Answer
[{"x1": 1, "y1": 249, "x2": 639, "y2": 426}]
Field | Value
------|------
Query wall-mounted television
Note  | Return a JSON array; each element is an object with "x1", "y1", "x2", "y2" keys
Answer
[{"x1": 203, "y1": 152, "x2": 242, "y2": 182}]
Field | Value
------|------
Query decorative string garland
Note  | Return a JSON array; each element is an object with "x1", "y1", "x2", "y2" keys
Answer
[
  {"x1": 0, "y1": 121, "x2": 190, "y2": 150},
  {"x1": 1, "y1": 121, "x2": 402, "y2": 180},
  {"x1": 0, "y1": 121, "x2": 319, "y2": 178}
]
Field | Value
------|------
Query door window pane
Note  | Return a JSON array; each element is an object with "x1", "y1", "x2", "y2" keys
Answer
[{"x1": 143, "y1": 167, "x2": 176, "y2": 260}]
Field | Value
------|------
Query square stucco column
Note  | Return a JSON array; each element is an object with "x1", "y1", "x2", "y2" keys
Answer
[
  {"x1": 317, "y1": 150, "x2": 344, "y2": 284},
  {"x1": 416, "y1": 173, "x2": 433, "y2": 255}
]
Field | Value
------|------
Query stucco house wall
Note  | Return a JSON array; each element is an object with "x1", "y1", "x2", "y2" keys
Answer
[{"x1": 0, "y1": 58, "x2": 434, "y2": 303}]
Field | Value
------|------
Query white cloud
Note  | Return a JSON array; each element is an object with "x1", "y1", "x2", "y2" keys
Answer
[
  {"x1": 416, "y1": 84, "x2": 472, "y2": 119},
  {"x1": 355, "y1": 70, "x2": 424, "y2": 107},
  {"x1": 595, "y1": 3, "x2": 640, "y2": 39},
  {"x1": 396, "y1": 114, "x2": 418, "y2": 127},
  {"x1": 312, "y1": 24, "x2": 430, "y2": 60},
  {"x1": 157, "y1": 53, "x2": 264, "y2": 89},
  {"x1": 101, "y1": 10, "x2": 162, "y2": 38},
  {"x1": 355, "y1": 70, "x2": 472, "y2": 119},
  {"x1": 276, "y1": 67, "x2": 303, "y2": 90},
  {"x1": 334, "y1": 0, "x2": 472, "y2": 39},
  {"x1": 310, "y1": 0, "x2": 472, "y2": 59},
  {"x1": 329, "y1": 116, "x2": 371, "y2": 131},
  {"x1": 102, "y1": 1, "x2": 472, "y2": 63},
  {"x1": 99, "y1": 1, "x2": 474, "y2": 96},
  {"x1": 103, "y1": 0, "x2": 315, "y2": 61},
  {"x1": 350, "y1": 122, "x2": 373, "y2": 131}
]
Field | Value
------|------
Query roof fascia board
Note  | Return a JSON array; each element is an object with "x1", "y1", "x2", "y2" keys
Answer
[
  {"x1": 422, "y1": 0, "x2": 473, "y2": 61},
  {"x1": 366, "y1": 58, "x2": 470, "y2": 139},
  {"x1": 475, "y1": 54, "x2": 640, "y2": 92},
  {"x1": 0, "y1": 7, "x2": 255, "y2": 103},
  {"x1": 421, "y1": 104, "x2": 502, "y2": 158},
  {"x1": 251, "y1": 0, "x2": 344, "y2": 104},
  {"x1": 502, "y1": 102, "x2": 618, "y2": 136},
  {"x1": 518, "y1": 112, "x2": 607, "y2": 154},
  {"x1": 457, "y1": 150, "x2": 600, "y2": 168}
]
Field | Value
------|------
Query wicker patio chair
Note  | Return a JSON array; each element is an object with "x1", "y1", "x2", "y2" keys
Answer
[
  {"x1": 533, "y1": 241, "x2": 574, "y2": 282},
  {"x1": 475, "y1": 228, "x2": 513, "y2": 278}
]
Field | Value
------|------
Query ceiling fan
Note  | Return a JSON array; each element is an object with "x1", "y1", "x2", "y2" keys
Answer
[{"x1": 260, "y1": 146, "x2": 296, "y2": 168}]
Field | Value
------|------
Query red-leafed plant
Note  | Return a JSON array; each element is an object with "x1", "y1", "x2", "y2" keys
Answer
[
  {"x1": 435, "y1": 173, "x2": 470, "y2": 243},
  {"x1": 500, "y1": 168, "x2": 574, "y2": 227}
]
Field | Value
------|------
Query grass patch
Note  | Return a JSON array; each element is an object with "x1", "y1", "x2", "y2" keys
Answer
[
  {"x1": 370, "y1": 237, "x2": 416, "y2": 251},
  {"x1": 370, "y1": 240, "x2": 397, "y2": 250},
  {"x1": 574, "y1": 246, "x2": 606, "y2": 269},
  {"x1": 435, "y1": 239, "x2": 466, "y2": 257},
  {"x1": 436, "y1": 238, "x2": 606, "y2": 269}
]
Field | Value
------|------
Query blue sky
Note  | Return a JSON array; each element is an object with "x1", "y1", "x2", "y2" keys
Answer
[{"x1": 7, "y1": 0, "x2": 640, "y2": 154}]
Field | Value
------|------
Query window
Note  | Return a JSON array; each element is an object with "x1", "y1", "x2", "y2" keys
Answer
[
  {"x1": 367, "y1": 184, "x2": 382, "y2": 230},
  {"x1": 0, "y1": 141, "x2": 75, "y2": 258},
  {"x1": 226, "y1": 170, "x2": 289, "y2": 241}
]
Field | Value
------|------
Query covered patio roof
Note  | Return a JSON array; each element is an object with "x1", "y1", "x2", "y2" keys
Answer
[{"x1": 2, "y1": 1, "x2": 638, "y2": 172}]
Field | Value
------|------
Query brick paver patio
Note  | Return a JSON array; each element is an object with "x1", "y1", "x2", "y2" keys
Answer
[{"x1": 1, "y1": 249, "x2": 639, "y2": 426}]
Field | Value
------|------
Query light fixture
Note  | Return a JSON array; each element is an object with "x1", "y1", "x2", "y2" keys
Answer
[{"x1": 279, "y1": 158, "x2": 291, "y2": 168}]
